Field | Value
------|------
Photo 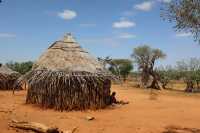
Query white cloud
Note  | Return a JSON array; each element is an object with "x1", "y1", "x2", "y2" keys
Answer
[
  {"x1": 134, "y1": 1, "x2": 154, "y2": 11},
  {"x1": 0, "y1": 33, "x2": 16, "y2": 38},
  {"x1": 113, "y1": 20, "x2": 136, "y2": 28},
  {"x1": 58, "y1": 9, "x2": 77, "y2": 20},
  {"x1": 118, "y1": 33, "x2": 136, "y2": 39},
  {"x1": 158, "y1": 0, "x2": 171, "y2": 3},
  {"x1": 176, "y1": 32, "x2": 192, "y2": 37}
]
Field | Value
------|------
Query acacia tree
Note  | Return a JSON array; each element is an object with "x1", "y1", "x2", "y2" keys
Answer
[
  {"x1": 131, "y1": 45, "x2": 166, "y2": 89},
  {"x1": 156, "y1": 65, "x2": 176, "y2": 89},
  {"x1": 162, "y1": 0, "x2": 200, "y2": 43},
  {"x1": 176, "y1": 58, "x2": 200, "y2": 92},
  {"x1": 108, "y1": 59, "x2": 133, "y2": 82}
]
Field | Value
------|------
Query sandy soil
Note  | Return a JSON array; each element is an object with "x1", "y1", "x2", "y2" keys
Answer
[{"x1": 0, "y1": 84, "x2": 200, "y2": 133}]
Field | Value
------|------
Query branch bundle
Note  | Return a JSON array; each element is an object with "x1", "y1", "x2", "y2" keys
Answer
[{"x1": 23, "y1": 70, "x2": 112, "y2": 111}]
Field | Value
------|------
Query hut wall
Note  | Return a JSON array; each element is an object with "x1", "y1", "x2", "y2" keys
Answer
[
  {"x1": 0, "y1": 73, "x2": 19, "y2": 90},
  {"x1": 26, "y1": 70, "x2": 111, "y2": 111}
]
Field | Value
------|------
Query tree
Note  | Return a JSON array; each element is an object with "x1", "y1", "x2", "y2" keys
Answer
[
  {"x1": 156, "y1": 65, "x2": 175, "y2": 89},
  {"x1": 175, "y1": 58, "x2": 200, "y2": 92},
  {"x1": 97, "y1": 56, "x2": 112, "y2": 69},
  {"x1": 6, "y1": 61, "x2": 33, "y2": 75},
  {"x1": 131, "y1": 45, "x2": 166, "y2": 89},
  {"x1": 162, "y1": 0, "x2": 200, "y2": 43},
  {"x1": 108, "y1": 59, "x2": 133, "y2": 82}
]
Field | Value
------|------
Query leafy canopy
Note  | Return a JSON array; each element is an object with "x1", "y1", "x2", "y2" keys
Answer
[
  {"x1": 131, "y1": 45, "x2": 166, "y2": 70},
  {"x1": 108, "y1": 59, "x2": 133, "y2": 81},
  {"x1": 162, "y1": 0, "x2": 200, "y2": 43}
]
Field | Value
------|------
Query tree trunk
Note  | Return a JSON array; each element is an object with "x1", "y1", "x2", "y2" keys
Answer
[
  {"x1": 162, "y1": 83, "x2": 166, "y2": 89},
  {"x1": 123, "y1": 75, "x2": 126, "y2": 82},
  {"x1": 141, "y1": 70, "x2": 150, "y2": 88},
  {"x1": 148, "y1": 78, "x2": 160, "y2": 90},
  {"x1": 148, "y1": 71, "x2": 161, "y2": 90},
  {"x1": 185, "y1": 80, "x2": 194, "y2": 92},
  {"x1": 196, "y1": 81, "x2": 200, "y2": 89}
]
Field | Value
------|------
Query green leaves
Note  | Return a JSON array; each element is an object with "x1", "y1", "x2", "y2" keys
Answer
[
  {"x1": 162, "y1": 0, "x2": 200, "y2": 43},
  {"x1": 6, "y1": 61, "x2": 33, "y2": 75},
  {"x1": 132, "y1": 45, "x2": 166, "y2": 70},
  {"x1": 108, "y1": 59, "x2": 133, "y2": 81}
]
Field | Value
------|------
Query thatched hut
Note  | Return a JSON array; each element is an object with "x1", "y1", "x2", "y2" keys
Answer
[
  {"x1": 0, "y1": 64, "x2": 21, "y2": 90},
  {"x1": 23, "y1": 33, "x2": 112, "y2": 111}
]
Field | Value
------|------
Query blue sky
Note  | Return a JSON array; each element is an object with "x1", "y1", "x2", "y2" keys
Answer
[{"x1": 0, "y1": 0, "x2": 199, "y2": 66}]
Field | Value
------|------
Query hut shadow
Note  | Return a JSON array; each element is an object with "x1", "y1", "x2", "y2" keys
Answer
[
  {"x1": 21, "y1": 102, "x2": 129, "y2": 113},
  {"x1": 105, "y1": 102, "x2": 130, "y2": 111}
]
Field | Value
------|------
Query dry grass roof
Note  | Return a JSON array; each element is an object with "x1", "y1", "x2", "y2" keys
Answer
[
  {"x1": 33, "y1": 33, "x2": 105, "y2": 74},
  {"x1": 0, "y1": 65, "x2": 19, "y2": 75}
]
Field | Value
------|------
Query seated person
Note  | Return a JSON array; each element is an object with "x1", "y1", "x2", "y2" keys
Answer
[
  {"x1": 110, "y1": 91, "x2": 129, "y2": 105},
  {"x1": 110, "y1": 92, "x2": 117, "y2": 104}
]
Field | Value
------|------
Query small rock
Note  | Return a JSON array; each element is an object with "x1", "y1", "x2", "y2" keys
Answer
[{"x1": 86, "y1": 116, "x2": 95, "y2": 121}]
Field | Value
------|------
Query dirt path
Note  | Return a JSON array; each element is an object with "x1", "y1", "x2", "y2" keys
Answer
[{"x1": 0, "y1": 84, "x2": 200, "y2": 133}]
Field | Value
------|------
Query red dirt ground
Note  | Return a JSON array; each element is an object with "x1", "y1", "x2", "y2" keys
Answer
[{"x1": 0, "y1": 84, "x2": 200, "y2": 133}]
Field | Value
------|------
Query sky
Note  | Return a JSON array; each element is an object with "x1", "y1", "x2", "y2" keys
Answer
[{"x1": 0, "y1": 0, "x2": 199, "y2": 67}]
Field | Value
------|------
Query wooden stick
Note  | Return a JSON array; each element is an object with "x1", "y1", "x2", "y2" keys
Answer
[{"x1": 9, "y1": 119, "x2": 61, "y2": 133}]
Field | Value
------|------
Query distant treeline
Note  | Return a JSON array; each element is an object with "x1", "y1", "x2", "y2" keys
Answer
[
  {"x1": 156, "y1": 58, "x2": 200, "y2": 91},
  {"x1": 108, "y1": 57, "x2": 200, "y2": 92},
  {"x1": 100, "y1": 45, "x2": 200, "y2": 92},
  {"x1": 6, "y1": 61, "x2": 34, "y2": 75}
]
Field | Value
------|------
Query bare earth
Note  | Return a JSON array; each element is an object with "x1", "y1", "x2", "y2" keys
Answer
[{"x1": 1, "y1": 84, "x2": 200, "y2": 133}]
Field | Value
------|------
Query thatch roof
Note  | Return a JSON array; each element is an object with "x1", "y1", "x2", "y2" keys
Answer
[
  {"x1": 23, "y1": 33, "x2": 112, "y2": 111},
  {"x1": 33, "y1": 33, "x2": 105, "y2": 74},
  {"x1": 0, "y1": 65, "x2": 19, "y2": 75}
]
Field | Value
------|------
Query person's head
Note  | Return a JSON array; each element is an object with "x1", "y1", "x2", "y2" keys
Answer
[
  {"x1": 0, "y1": 63, "x2": 2, "y2": 67},
  {"x1": 111, "y1": 92, "x2": 116, "y2": 96}
]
